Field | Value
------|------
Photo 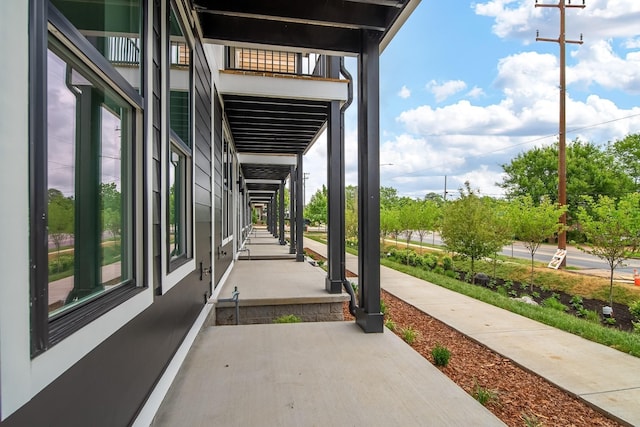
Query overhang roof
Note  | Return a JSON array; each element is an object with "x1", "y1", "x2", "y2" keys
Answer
[
  {"x1": 194, "y1": 0, "x2": 421, "y2": 55},
  {"x1": 243, "y1": 163, "x2": 292, "y2": 200},
  {"x1": 224, "y1": 95, "x2": 328, "y2": 155}
]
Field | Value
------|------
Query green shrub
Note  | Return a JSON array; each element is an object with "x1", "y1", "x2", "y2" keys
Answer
[
  {"x1": 431, "y1": 344, "x2": 451, "y2": 367},
  {"x1": 273, "y1": 314, "x2": 301, "y2": 324},
  {"x1": 422, "y1": 254, "x2": 437, "y2": 270},
  {"x1": 473, "y1": 382, "x2": 498, "y2": 406},
  {"x1": 380, "y1": 300, "x2": 387, "y2": 316},
  {"x1": 570, "y1": 295, "x2": 584, "y2": 310},
  {"x1": 444, "y1": 270, "x2": 456, "y2": 278},
  {"x1": 49, "y1": 254, "x2": 74, "y2": 274},
  {"x1": 630, "y1": 300, "x2": 640, "y2": 322},
  {"x1": 433, "y1": 266, "x2": 444, "y2": 275},
  {"x1": 441, "y1": 256, "x2": 453, "y2": 271},
  {"x1": 584, "y1": 309, "x2": 601, "y2": 324},
  {"x1": 542, "y1": 296, "x2": 567, "y2": 312},
  {"x1": 350, "y1": 281, "x2": 359, "y2": 296},
  {"x1": 400, "y1": 326, "x2": 418, "y2": 345},
  {"x1": 384, "y1": 318, "x2": 396, "y2": 331}
]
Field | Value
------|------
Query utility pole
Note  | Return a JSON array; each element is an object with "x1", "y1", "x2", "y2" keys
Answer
[
  {"x1": 535, "y1": 0, "x2": 584, "y2": 266},
  {"x1": 443, "y1": 175, "x2": 447, "y2": 201},
  {"x1": 303, "y1": 172, "x2": 310, "y2": 210}
]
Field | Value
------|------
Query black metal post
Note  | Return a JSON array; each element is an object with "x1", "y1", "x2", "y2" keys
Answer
[
  {"x1": 279, "y1": 180, "x2": 286, "y2": 245},
  {"x1": 295, "y1": 152, "x2": 305, "y2": 261},
  {"x1": 269, "y1": 198, "x2": 274, "y2": 236},
  {"x1": 289, "y1": 165, "x2": 296, "y2": 254},
  {"x1": 274, "y1": 190, "x2": 279, "y2": 239},
  {"x1": 355, "y1": 30, "x2": 383, "y2": 333},
  {"x1": 325, "y1": 56, "x2": 345, "y2": 294}
]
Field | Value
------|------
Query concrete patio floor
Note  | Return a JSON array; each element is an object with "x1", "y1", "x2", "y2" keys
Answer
[
  {"x1": 152, "y1": 322, "x2": 503, "y2": 426},
  {"x1": 147, "y1": 229, "x2": 504, "y2": 426}
]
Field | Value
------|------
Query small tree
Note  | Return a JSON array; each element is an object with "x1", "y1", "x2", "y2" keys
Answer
[
  {"x1": 440, "y1": 182, "x2": 504, "y2": 280},
  {"x1": 487, "y1": 199, "x2": 514, "y2": 279},
  {"x1": 304, "y1": 185, "x2": 328, "y2": 225},
  {"x1": 48, "y1": 189, "x2": 75, "y2": 271},
  {"x1": 399, "y1": 201, "x2": 418, "y2": 248},
  {"x1": 576, "y1": 194, "x2": 640, "y2": 307},
  {"x1": 415, "y1": 199, "x2": 440, "y2": 247},
  {"x1": 509, "y1": 195, "x2": 566, "y2": 289},
  {"x1": 381, "y1": 208, "x2": 401, "y2": 247}
]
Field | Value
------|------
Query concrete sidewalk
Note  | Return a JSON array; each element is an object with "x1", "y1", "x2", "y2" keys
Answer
[{"x1": 304, "y1": 238, "x2": 640, "y2": 426}]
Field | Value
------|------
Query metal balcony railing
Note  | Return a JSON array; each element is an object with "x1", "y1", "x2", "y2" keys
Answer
[
  {"x1": 107, "y1": 37, "x2": 140, "y2": 66},
  {"x1": 106, "y1": 37, "x2": 189, "y2": 67},
  {"x1": 225, "y1": 47, "x2": 328, "y2": 78}
]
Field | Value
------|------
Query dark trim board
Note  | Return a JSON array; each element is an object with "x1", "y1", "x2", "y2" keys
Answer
[{"x1": 2, "y1": 276, "x2": 207, "y2": 426}]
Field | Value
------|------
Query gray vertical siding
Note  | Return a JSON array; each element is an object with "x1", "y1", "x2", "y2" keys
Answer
[
  {"x1": 1, "y1": 6, "x2": 213, "y2": 426},
  {"x1": 193, "y1": 39, "x2": 213, "y2": 294}
]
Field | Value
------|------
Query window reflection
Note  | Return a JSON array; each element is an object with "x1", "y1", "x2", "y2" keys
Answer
[
  {"x1": 169, "y1": 146, "x2": 186, "y2": 260},
  {"x1": 47, "y1": 41, "x2": 133, "y2": 316},
  {"x1": 50, "y1": 0, "x2": 143, "y2": 93}
]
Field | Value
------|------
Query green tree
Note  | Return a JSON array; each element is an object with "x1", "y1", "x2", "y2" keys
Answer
[
  {"x1": 415, "y1": 200, "x2": 440, "y2": 247},
  {"x1": 608, "y1": 133, "x2": 640, "y2": 189},
  {"x1": 509, "y1": 195, "x2": 566, "y2": 288},
  {"x1": 380, "y1": 186, "x2": 401, "y2": 210},
  {"x1": 500, "y1": 139, "x2": 635, "y2": 220},
  {"x1": 487, "y1": 198, "x2": 514, "y2": 279},
  {"x1": 380, "y1": 207, "x2": 399, "y2": 246},
  {"x1": 576, "y1": 193, "x2": 640, "y2": 307},
  {"x1": 345, "y1": 185, "x2": 358, "y2": 241},
  {"x1": 398, "y1": 200, "x2": 419, "y2": 248},
  {"x1": 304, "y1": 185, "x2": 327, "y2": 225},
  {"x1": 440, "y1": 182, "x2": 505, "y2": 279},
  {"x1": 48, "y1": 188, "x2": 75, "y2": 271},
  {"x1": 100, "y1": 183, "x2": 122, "y2": 245}
]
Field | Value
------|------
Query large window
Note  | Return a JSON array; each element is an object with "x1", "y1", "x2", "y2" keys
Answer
[
  {"x1": 30, "y1": 4, "x2": 143, "y2": 354},
  {"x1": 166, "y1": 3, "x2": 193, "y2": 272},
  {"x1": 222, "y1": 136, "x2": 234, "y2": 240},
  {"x1": 47, "y1": 39, "x2": 134, "y2": 317}
]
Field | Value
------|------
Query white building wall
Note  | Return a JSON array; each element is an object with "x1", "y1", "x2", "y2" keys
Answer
[{"x1": 0, "y1": 0, "x2": 32, "y2": 419}]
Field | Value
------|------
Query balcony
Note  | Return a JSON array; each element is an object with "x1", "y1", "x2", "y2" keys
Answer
[{"x1": 225, "y1": 47, "x2": 327, "y2": 78}]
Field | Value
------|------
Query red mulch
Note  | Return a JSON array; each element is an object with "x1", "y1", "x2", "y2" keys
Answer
[{"x1": 342, "y1": 290, "x2": 621, "y2": 427}]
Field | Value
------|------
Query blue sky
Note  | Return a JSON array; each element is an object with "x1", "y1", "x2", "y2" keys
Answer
[{"x1": 304, "y1": 0, "x2": 640, "y2": 201}]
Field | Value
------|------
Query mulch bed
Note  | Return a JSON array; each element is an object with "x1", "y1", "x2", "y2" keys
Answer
[{"x1": 342, "y1": 292, "x2": 622, "y2": 426}]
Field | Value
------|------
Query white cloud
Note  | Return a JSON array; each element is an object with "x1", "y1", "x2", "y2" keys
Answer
[
  {"x1": 466, "y1": 86, "x2": 485, "y2": 98},
  {"x1": 570, "y1": 39, "x2": 640, "y2": 93},
  {"x1": 398, "y1": 85, "x2": 411, "y2": 99},
  {"x1": 475, "y1": 0, "x2": 640, "y2": 41},
  {"x1": 624, "y1": 37, "x2": 640, "y2": 49},
  {"x1": 426, "y1": 80, "x2": 467, "y2": 102}
]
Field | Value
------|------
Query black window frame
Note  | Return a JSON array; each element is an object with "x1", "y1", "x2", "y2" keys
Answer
[
  {"x1": 30, "y1": 2, "x2": 146, "y2": 357},
  {"x1": 166, "y1": 0, "x2": 194, "y2": 273}
]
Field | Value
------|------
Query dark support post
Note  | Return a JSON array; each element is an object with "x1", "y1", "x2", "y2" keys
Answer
[
  {"x1": 295, "y1": 152, "x2": 305, "y2": 261},
  {"x1": 269, "y1": 198, "x2": 274, "y2": 236},
  {"x1": 274, "y1": 190, "x2": 279, "y2": 239},
  {"x1": 355, "y1": 30, "x2": 383, "y2": 333},
  {"x1": 279, "y1": 180, "x2": 286, "y2": 245},
  {"x1": 325, "y1": 56, "x2": 345, "y2": 294},
  {"x1": 289, "y1": 165, "x2": 296, "y2": 254}
]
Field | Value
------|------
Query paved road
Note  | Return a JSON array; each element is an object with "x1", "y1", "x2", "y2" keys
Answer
[{"x1": 397, "y1": 232, "x2": 640, "y2": 281}]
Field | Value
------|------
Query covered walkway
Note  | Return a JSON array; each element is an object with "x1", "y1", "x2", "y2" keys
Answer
[{"x1": 147, "y1": 232, "x2": 504, "y2": 426}]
